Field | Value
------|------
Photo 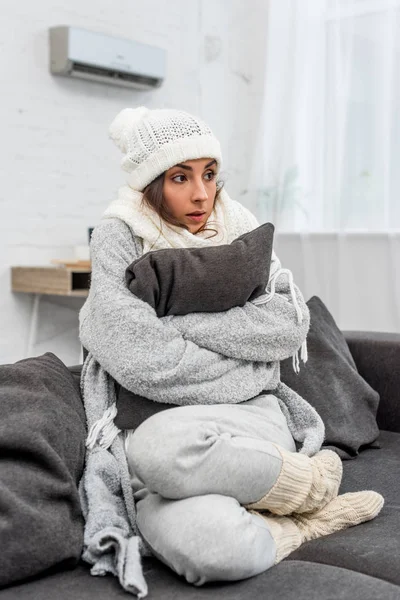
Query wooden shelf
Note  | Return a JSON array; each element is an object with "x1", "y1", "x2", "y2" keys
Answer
[{"x1": 11, "y1": 266, "x2": 91, "y2": 297}]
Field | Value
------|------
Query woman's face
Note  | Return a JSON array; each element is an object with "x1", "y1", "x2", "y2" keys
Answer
[{"x1": 162, "y1": 158, "x2": 218, "y2": 233}]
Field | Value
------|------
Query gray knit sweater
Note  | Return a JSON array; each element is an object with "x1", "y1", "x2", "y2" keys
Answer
[{"x1": 78, "y1": 217, "x2": 325, "y2": 597}]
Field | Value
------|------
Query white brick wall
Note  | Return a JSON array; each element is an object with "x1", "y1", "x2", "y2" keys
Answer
[{"x1": 0, "y1": 0, "x2": 268, "y2": 365}]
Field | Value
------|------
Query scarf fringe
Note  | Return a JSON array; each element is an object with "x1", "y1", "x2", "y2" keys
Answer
[
  {"x1": 301, "y1": 338, "x2": 308, "y2": 362},
  {"x1": 292, "y1": 340, "x2": 308, "y2": 374},
  {"x1": 86, "y1": 402, "x2": 121, "y2": 450},
  {"x1": 253, "y1": 267, "x2": 308, "y2": 374},
  {"x1": 252, "y1": 268, "x2": 303, "y2": 323}
]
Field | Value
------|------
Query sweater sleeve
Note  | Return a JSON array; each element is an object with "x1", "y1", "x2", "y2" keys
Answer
[{"x1": 79, "y1": 218, "x2": 277, "y2": 405}]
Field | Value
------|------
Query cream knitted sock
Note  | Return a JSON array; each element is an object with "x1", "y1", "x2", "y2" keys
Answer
[
  {"x1": 247, "y1": 446, "x2": 342, "y2": 515},
  {"x1": 252, "y1": 491, "x2": 383, "y2": 564},
  {"x1": 292, "y1": 491, "x2": 384, "y2": 542}
]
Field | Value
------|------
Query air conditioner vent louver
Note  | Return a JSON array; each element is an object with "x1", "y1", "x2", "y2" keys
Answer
[{"x1": 71, "y1": 62, "x2": 161, "y2": 87}]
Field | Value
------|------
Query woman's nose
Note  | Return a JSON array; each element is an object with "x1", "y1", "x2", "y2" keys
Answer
[{"x1": 191, "y1": 179, "x2": 208, "y2": 201}]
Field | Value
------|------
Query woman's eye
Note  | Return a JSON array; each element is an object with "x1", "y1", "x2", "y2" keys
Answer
[
  {"x1": 172, "y1": 175, "x2": 186, "y2": 183},
  {"x1": 204, "y1": 171, "x2": 215, "y2": 181}
]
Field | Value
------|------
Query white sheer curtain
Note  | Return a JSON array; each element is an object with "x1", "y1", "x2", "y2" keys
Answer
[{"x1": 247, "y1": 0, "x2": 400, "y2": 332}]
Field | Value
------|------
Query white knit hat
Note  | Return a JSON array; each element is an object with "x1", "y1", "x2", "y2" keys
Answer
[{"x1": 109, "y1": 106, "x2": 222, "y2": 191}]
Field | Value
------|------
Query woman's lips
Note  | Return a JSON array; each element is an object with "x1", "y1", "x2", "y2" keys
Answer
[{"x1": 187, "y1": 213, "x2": 205, "y2": 222}]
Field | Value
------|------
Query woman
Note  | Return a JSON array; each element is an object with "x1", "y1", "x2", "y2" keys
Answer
[{"x1": 79, "y1": 107, "x2": 383, "y2": 597}]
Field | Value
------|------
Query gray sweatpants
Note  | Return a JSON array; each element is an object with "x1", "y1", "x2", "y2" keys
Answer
[{"x1": 125, "y1": 394, "x2": 296, "y2": 586}]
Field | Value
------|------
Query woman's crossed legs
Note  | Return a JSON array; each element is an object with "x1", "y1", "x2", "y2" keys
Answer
[{"x1": 125, "y1": 403, "x2": 383, "y2": 585}]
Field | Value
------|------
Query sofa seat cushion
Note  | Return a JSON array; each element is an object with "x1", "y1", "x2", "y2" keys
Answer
[
  {"x1": 289, "y1": 430, "x2": 400, "y2": 585},
  {"x1": 1, "y1": 430, "x2": 399, "y2": 598},
  {"x1": 1, "y1": 560, "x2": 399, "y2": 600},
  {"x1": 340, "y1": 430, "x2": 400, "y2": 503}
]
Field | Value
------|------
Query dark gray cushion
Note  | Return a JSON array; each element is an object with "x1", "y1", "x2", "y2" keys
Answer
[
  {"x1": 0, "y1": 353, "x2": 86, "y2": 587},
  {"x1": 114, "y1": 389, "x2": 173, "y2": 430},
  {"x1": 125, "y1": 223, "x2": 274, "y2": 317},
  {"x1": 280, "y1": 296, "x2": 380, "y2": 459}
]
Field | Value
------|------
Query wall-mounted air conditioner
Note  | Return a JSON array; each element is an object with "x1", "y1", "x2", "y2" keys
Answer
[{"x1": 49, "y1": 26, "x2": 166, "y2": 90}]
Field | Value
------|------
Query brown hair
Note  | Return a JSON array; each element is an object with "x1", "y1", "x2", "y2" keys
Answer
[{"x1": 141, "y1": 172, "x2": 224, "y2": 238}]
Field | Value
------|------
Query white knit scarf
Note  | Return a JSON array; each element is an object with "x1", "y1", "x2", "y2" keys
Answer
[{"x1": 103, "y1": 185, "x2": 260, "y2": 252}]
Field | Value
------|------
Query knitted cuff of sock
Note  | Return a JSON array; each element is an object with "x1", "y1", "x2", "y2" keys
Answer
[
  {"x1": 247, "y1": 445, "x2": 313, "y2": 515},
  {"x1": 296, "y1": 450, "x2": 342, "y2": 513}
]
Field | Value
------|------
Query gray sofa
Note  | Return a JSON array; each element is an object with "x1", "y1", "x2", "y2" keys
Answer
[{"x1": 1, "y1": 331, "x2": 400, "y2": 600}]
